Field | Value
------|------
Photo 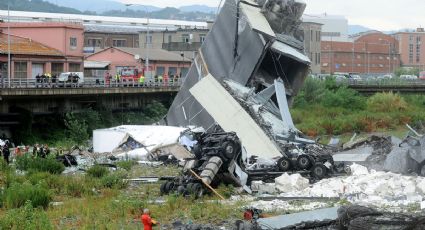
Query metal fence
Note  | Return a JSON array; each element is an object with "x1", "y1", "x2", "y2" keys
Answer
[
  {"x1": 342, "y1": 79, "x2": 425, "y2": 87},
  {"x1": 0, "y1": 78, "x2": 182, "y2": 89}
]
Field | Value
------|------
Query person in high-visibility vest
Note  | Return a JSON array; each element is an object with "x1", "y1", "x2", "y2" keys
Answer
[
  {"x1": 138, "y1": 75, "x2": 145, "y2": 87},
  {"x1": 157, "y1": 75, "x2": 163, "y2": 84}
]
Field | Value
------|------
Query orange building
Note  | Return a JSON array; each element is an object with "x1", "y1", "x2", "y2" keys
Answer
[
  {"x1": 0, "y1": 22, "x2": 84, "y2": 78},
  {"x1": 0, "y1": 32, "x2": 69, "y2": 80},
  {"x1": 394, "y1": 28, "x2": 425, "y2": 69},
  {"x1": 321, "y1": 31, "x2": 401, "y2": 74}
]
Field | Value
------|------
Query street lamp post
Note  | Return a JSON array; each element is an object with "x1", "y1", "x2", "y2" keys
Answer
[
  {"x1": 7, "y1": 1, "x2": 11, "y2": 88},
  {"x1": 125, "y1": 3, "x2": 150, "y2": 74}
]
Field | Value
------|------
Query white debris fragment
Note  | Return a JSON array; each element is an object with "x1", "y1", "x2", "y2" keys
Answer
[
  {"x1": 249, "y1": 200, "x2": 331, "y2": 213},
  {"x1": 275, "y1": 173, "x2": 309, "y2": 193},
  {"x1": 350, "y1": 163, "x2": 369, "y2": 176},
  {"x1": 272, "y1": 164, "x2": 425, "y2": 211}
]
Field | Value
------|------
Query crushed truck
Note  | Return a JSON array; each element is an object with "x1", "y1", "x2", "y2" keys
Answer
[{"x1": 161, "y1": 0, "x2": 347, "y2": 196}]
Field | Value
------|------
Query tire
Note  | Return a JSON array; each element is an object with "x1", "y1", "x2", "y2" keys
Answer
[
  {"x1": 311, "y1": 164, "x2": 328, "y2": 179},
  {"x1": 223, "y1": 141, "x2": 237, "y2": 159},
  {"x1": 297, "y1": 155, "x2": 312, "y2": 170},
  {"x1": 191, "y1": 183, "x2": 204, "y2": 198},
  {"x1": 177, "y1": 185, "x2": 187, "y2": 196},
  {"x1": 165, "y1": 181, "x2": 174, "y2": 193},
  {"x1": 186, "y1": 183, "x2": 194, "y2": 193},
  {"x1": 277, "y1": 157, "x2": 291, "y2": 172},
  {"x1": 160, "y1": 182, "x2": 167, "y2": 195}
]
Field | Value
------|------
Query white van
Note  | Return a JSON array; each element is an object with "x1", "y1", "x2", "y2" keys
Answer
[{"x1": 58, "y1": 72, "x2": 84, "y2": 84}]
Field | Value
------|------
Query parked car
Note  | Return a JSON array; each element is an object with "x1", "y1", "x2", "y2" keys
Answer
[
  {"x1": 400, "y1": 75, "x2": 417, "y2": 80},
  {"x1": 349, "y1": 75, "x2": 362, "y2": 81},
  {"x1": 419, "y1": 71, "x2": 425, "y2": 80},
  {"x1": 377, "y1": 74, "x2": 393, "y2": 80}
]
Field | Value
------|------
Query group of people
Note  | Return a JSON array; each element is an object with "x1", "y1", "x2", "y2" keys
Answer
[
  {"x1": 0, "y1": 140, "x2": 10, "y2": 164},
  {"x1": 32, "y1": 144, "x2": 51, "y2": 158},
  {"x1": 36, "y1": 73, "x2": 57, "y2": 83}
]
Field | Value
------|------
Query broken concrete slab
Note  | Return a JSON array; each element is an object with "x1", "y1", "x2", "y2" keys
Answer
[
  {"x1": 275, "y1": 173, "x2": 309, "y2": 193},
  {"x1": 384, "y1": 146, "x2": 420, "y2": 175},
  {"x1": 257, "y1": 207, "x2": 339, "y2": 229},
  {"x1": 333, "y1": 146, "x2": 373, "y2": 162},
  {"x1": 189, "y1": 74, "x2": 282, "y2": 159}
]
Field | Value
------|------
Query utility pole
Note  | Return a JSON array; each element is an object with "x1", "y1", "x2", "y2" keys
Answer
[{"x1": 7, "y1": 1, "x2": 11, "y2": 88}]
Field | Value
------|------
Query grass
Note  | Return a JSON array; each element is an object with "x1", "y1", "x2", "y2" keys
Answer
[{"x1": 0, "y1": 161, "x2": 247, "y2": 228}]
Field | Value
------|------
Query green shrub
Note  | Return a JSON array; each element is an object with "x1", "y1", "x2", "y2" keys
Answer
[
  {"x1": 27, "y1": 172, "x2": 65, "y2": 193},
  {"x1": 15, "y1": 154, "x2": 65, "y2": 174},
  {"x1": 3, "y1": 182, "x2": 51, "y2": 209},
  {"x1": 0, "y1": 201, "x2": 53, "y2": 229},
  {"x1": 64, "y1": 177, "x2": 91, "y2": 197},
  {"x1": 101, "y1": 170, "x2": 128, "y2": 189},
  {"x1": 116, "y1": 160, "x2": 137, "y2": 171},
  {"x1": 367, "y1": 93, "x2": 408, "y2": 113},
  {"x1": 86, "y1": 165, "x2": 109, "y2": 178},
  {"x1": 321, "y1": 87, "x2": 365, "y2": 110}
]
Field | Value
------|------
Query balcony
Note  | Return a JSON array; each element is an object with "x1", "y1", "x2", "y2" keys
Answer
[{"x1": 162, "y1": 42, "x2": 202, "y2": 52}]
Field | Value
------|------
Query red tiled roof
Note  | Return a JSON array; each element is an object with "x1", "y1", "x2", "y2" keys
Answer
[{"x1": 0, "y1": 33, "x2": 64, "y2": 56}]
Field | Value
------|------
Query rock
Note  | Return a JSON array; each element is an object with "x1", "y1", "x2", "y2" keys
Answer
[
  {"x1": 350, "y1": 164, "x2": 369, "y2": 176},
  {"x1": 275, "y1": 173, "x2": 309, "y2": 193},
  {"x1": 383, "y1": 146, "x2": 419, "y2": 174},
  {"x1": 416, "y1": 179, "x2": 425, "y2": 194}
]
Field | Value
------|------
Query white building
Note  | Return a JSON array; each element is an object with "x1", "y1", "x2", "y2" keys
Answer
[
  {"x1": 0, "y1": 10, "x2": 208, "y2": 29},
  {"x1": 303, "y1": 14, "x2": 349, "y2": 42}
]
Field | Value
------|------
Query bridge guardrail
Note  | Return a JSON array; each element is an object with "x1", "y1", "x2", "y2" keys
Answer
[
  {"x1": 0, "y1": 78, "x2": 182, "y2": 89},
  {"x1": 342, "y1": 79, "x2": 425, "y2": 87}
]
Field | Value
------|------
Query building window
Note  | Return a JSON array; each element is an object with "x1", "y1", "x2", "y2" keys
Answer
[
  {"x1": 409, "y1": 44, "x2": 414, "y2": 63},
  {"x1": 86, "y1": 38, "x2": 102, "y2": 47},
  {"x1": 0, "y1": 62, "x2": 7, "y2": 78},
  {"x1": 156, "y1": 66, "x2": 165, "y2": 76},
  {"x1": 70, "y1": 37, "x2": 77, "y2": 49},
  {"x1": 182, "y1": 34, "x2": 190, "y2": 43},
  {"x1": 417, "y1": 44, "x2": 421, "y2": 63},
  {"x1": 14, "y1": 62, "x2": 27, "y2": 79},
  {"x1": 316, "y1": 31, "x2": 321, "y2": 42},
  {"x1": 409, "y1": 35, "x2": 414, "y2": 43},
  {"x1": 113, "y1": 39, "x2": 127, "y2": 47},
  {"x1": 200, "y1": 34, "x2": 206, "y2": 43},
  {"x1": 168, "y1": 35, "x2": 172, "y2": 43},
  {"x1": 145, "y1": 35, "x2": 152, "y2": 44},
  {"x1": 168, "y1": 67, "x2": 177, "y2": 76},
  {"x1": 51, "y1": 63, "x2": 63, "y2": 76},
  {"x1": 180, "y1": 67, "x2": 189, "y2": 77},
  {"x1": 311, "y1": 30, "x2": 313, "y2": 41},
  {"x1": 69, "y1": 63, "x2": 81, "y2": 72}
]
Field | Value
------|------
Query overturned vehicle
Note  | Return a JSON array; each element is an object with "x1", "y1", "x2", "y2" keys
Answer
[{"x1": 160, "y1": 0, "x2": 346, "y2": 195}]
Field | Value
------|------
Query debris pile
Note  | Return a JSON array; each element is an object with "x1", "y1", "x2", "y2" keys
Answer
[{"x1": 273, "y1": 164, "x2": 425, "y2": 211}]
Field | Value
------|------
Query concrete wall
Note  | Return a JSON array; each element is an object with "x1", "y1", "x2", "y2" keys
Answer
[
  {"x1": 140, "y1": 29, "x2": 208, "y2": 50},
  {"x1": 84, "y1": 32, "x2": 139, "y2": 49}
]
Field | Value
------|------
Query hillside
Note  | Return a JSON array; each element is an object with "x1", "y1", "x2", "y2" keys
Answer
[
  {"x1": 0, "y1": 0, "x2": 215, "y2": 21},
  {"x1": 0, "y1": 0, "x2": 83, "y2": 14}
]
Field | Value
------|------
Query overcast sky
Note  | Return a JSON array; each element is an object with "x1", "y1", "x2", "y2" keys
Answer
[{"x1": 120, "y1": 0, "x2": 423, "y2": 31}]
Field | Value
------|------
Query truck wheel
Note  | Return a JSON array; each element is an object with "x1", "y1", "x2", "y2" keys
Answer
[
  {"x1": 223, "y1": 141, "x2": 236, "y2": 159},
  {"x1": 177, "y1": 185, "x2": 187, "y2": 196},
  {"x1": 297, "y1": 155, "x2": 312, "y2": 170},
  {"x1": 165, "y1": 181, "x2": 175, "y2": 193},
  {"x1": 191, "y1": 183, "x2": 204, "y2": 198},
  {"x1": 312, "y1": 164, "x2": 328, "y2": 179},
  {"x1": 160, "y1": 182, "x2": 167, "y2": 195},
  {"x1": 277, "y1": 157, "x2": 291, "y2": 172}
]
